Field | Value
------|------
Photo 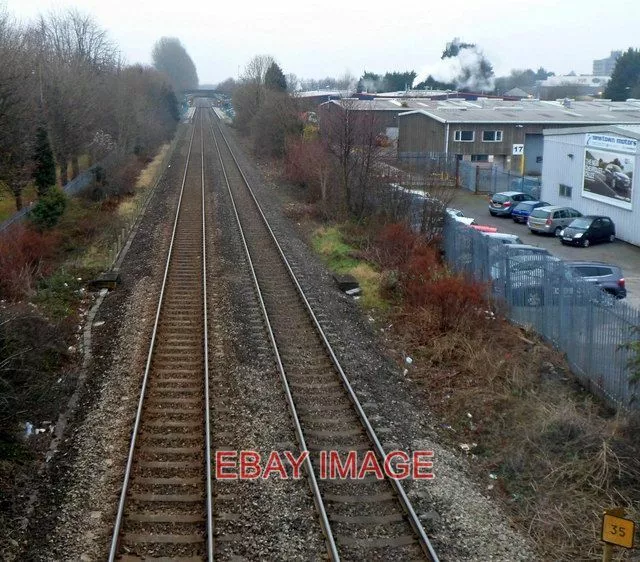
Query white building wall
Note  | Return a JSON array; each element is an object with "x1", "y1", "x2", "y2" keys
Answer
[{"x1": 541, "y1": 132, "x2": 640, "y2": 246}]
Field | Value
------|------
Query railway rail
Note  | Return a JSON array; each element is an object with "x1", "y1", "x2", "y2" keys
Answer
[
  {"x1": 108, "y1": 99, "x2": 439, "y2": 561},
  {"x1": 109, "y1": 107, "x2": 214, "y2": 560},
  {"x1": 205, "y1": 106, "x2": 439, "y2": 561}
]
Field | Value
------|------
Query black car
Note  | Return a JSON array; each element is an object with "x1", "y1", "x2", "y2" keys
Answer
[
  {"x1": 560, "y1": 216, "x2": 616, "y2": 247},
  {"x1": 565, "y1": 261, "x2": 626, "y2": 299}
]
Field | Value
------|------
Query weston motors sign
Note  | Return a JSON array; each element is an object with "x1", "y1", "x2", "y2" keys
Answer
[
  {"x1": 585, "y1": 133, "x2": 638, "y2": 153},
  {"x1": 582, "y1": 133, "x2": 637, "y2": 210}
]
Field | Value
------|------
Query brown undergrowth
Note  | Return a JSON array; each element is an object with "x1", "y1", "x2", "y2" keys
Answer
[{"x1": 335, "y1": 220, "x2": 640, "y2": 560}]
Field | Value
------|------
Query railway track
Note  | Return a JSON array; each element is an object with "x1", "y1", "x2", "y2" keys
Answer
[
  {"x1": 206, "y1": 107, "x2": 439, "y2": 561},
  {"x1": 109, "y1": 107, "x2": 214, "y2": 561}
]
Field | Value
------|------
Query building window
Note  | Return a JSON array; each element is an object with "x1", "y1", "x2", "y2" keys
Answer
[
  {"x1": 471, "y1": 154, "x2": 489, "y2": 162},
  {"x1": 482, "y1": 130, "x2": 503, "y2": 142},
  {"x1": 559, "y1": 184, "x2": 572, "y2": 198},
  {"x1": 454, "y1": 130, "x2": 474, "y2": 142}
]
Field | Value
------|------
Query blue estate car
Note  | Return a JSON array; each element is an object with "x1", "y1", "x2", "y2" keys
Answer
[{"x1": 511, "y1": 200, "x2": 550, "y2": 224}]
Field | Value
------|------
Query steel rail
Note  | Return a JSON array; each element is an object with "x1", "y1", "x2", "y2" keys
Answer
[
  {"x1": 208, "y1": 110, "x2": 439, "y2": 562},
  {"x1": 205, "y1": 111, "x2": 341, "y2": 561},
  {"x1": 201, "y1": 109, "x2": 215, "y2": 561},
  {"x1": 108, "y1": 110, "x2": 210, "y2": 560}
]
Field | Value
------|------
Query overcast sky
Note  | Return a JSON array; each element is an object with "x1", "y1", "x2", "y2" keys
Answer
[{"x1": 5, "y1": 0, "x2": 639, "y2": 86}]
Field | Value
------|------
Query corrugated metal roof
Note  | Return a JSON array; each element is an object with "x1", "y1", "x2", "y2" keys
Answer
[{"x1": 543, "y1": 124, "x2": 640, "y2": 140}]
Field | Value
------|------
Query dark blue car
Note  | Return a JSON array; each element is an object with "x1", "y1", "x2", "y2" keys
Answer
[{"x1": 511, "y1": 200, "x2": 550, "y2": 224}]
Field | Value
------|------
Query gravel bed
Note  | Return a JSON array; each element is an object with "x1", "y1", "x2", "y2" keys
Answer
[
  {"x1": 19, "y1": 113, "x2": 537, "y2": 561},
  {"x1": 20, "y1": 133, "x2": 192, "y2": 561},
  {"x1": 216, "y1": 120, "x2": 539, "y2": 561},
  {"x1": 204, "y1": 122, "x2": 326, "y2": 559}
]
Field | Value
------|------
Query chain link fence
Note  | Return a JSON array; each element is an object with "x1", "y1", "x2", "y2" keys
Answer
[{"x1": 442, "y1": 217, "x2": 640, "y2": 411}]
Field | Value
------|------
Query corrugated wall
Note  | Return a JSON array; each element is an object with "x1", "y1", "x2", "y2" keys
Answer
[{"x1": 541, "y1": 132, "x2": 640, "y2": 246}]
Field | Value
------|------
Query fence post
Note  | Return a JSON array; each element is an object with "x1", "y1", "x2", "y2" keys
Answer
[
  {"x1": 475, "y1": 165, "x2": 480, "y2": 193},
  {"x1": 586, "y1": 298, "x2": 595, "y2": 379},
  {"x1": 455, "y1": 158, "x2": 460, "y2": 188}
]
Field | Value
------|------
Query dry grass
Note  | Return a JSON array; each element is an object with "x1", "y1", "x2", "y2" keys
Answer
[
  {"x1": 135, "y1": 143, "x2": 169, "y2": 189},
  {"x1": 309, "y1": 220, "x2": 640, "y2": 560},
  {"x1": 394, "y1": 308, "x2": 640, "y2": 560}
]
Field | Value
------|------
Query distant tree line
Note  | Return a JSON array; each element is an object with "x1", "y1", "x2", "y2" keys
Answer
[
  {"x1": 0, "y1": 6, "x2": 192, "y2": 212},
  {"x1": 231, "y1": 55, "x2": 302, "y2": 157}
]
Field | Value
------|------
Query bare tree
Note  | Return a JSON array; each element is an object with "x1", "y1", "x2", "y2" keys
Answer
[
  {"x1": 232, "y1": 54, "x2": 276, "y2": 132},
  {"x1": 152, "y1": 37, "x2": 199, "y2": 94},
  {"x1": 0, "y1": 9, "x2": 38, "y2": 209},
  {"x1": 215, "y1": 77, "x2": 237, "y2": 96},
  {"x1": 33, "y1": 9, "x2": 119, "y2": 183},
  {"x1": 251, "y1": 90, "x2": 301, "y2": 157},
  {"x1": 319, "y1": 99, "x2": 384, "y2": 218}
]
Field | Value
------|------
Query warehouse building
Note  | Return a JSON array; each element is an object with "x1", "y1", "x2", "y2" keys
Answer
[
  {"x1": 398, "y1": 99, "x2": 640, "y2": 175},
  {"x1": 318, "y1": 98, "x2": 442, "y2": 140},
  {"x1": 540, "y1": 125, "x2": 640, "y2": 245}
]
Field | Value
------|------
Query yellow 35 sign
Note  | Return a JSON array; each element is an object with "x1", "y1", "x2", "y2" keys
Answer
[{"x1": 602, "y1": 513, "x2": 635, "y2": 549}]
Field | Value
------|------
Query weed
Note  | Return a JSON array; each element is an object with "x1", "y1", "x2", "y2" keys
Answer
[{"x1": 309, "y1": 219, "x2": 640, "y2": 559}]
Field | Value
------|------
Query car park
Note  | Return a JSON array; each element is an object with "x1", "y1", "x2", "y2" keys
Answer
[
  {"x1": 565, "y1": 261, "x2": 626, "y2": 299},
  {"x1": 488, "y1": 191, "x2": 536, "y2": 217},
  {"x1": 527, "y1": 206, "x2": 582, "y2": 236},
  {"x1": 560, "y1": 216, "x2": 616, "y2": 247},
  {"x1": 511, "y1": 200, "x2": 550, "y2": 223}
]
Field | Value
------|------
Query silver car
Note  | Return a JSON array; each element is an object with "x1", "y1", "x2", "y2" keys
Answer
[{"x1": 528, "y1": 206, "x2": 582, "y2": 236}]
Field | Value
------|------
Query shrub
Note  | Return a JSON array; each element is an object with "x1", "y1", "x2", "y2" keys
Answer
[
  {"x1": 0, "y1": 304, "x2": 71, "y2": 444},
  {"x1": 0, "y1": 225, "x2": 61, "y2": 300},
  {"x1": 28, "y1": 188, "x2": 67, "y2": 230}
]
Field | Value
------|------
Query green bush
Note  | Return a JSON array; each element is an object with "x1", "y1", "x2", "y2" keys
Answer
[{"x1": 28, "y1": 188, "x2": 67, "y2": 229}]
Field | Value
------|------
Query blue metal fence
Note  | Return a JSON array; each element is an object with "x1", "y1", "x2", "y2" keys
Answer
[
  {"x1": 458, "y1": 161, "x2": 542, "y2": 198},
  {"x1": 442, "y1": 217, "x2": 640, "y2": 411},
  {"x1": 398, "y1": 152, "x2": 542, "y2": 199}
]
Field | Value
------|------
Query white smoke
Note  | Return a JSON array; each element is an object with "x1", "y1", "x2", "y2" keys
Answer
[{"x1": 415, "y1": 44, "x2": 495, "y2": 91}]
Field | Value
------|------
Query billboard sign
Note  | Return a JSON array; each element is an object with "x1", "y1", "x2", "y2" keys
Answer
[{"x1": 582, "y1": 134, "x2": 636, "y2": 210}]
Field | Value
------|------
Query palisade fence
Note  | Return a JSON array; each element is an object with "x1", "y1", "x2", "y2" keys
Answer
[
  {"x1": 398, "y1": 153, "x2": 542, "y2": 199},
  {"x1": 442, "y1": 217, "x2": 640, "y2": 411}
]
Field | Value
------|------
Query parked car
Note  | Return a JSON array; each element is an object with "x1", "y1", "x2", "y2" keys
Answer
[
  {"x1": 480, "y1": 232, "x2": 523, "y2": 245},
  {"x1": 511, "y1": 200, "x2": 550, "y2": 223},
  {"x1": 447, "y1": 209, "x2": 476, "y2": 226},
  {"x1": 527, "y1": 206, "x2": 582, "y2": 236},
  {"x1": 489, "y1": 244, "x2": 552, "y2": 279},
  {"x1": 565, "y1": 261, "x2": 626, "y2": 299},
  {"x1": 491, "y1": 254, "x2": 565, "y2": 306},
  {"x1": 503, "y1": 244, "x2": 551, "y2": 257},
  {"x1": 560, "y1": 216, "x2": 616, "y2": 247},
  {"x1": 489, "y1": 191, "x2": 536, "y2": 216}
]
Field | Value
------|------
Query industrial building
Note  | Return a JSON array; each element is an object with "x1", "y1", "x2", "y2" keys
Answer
[
  {"x1": 318, "y1": 98, "x2": 440, "y2": 140},
  {"x1": 397, "y1": 99, "x2": 640, "y2": 175},
  {"x1": 593, "y1": 51, "x2": 623, "y2": 77},
  {"x1": 540, "y1": 125, "x2": 640, "y2": 245}
]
